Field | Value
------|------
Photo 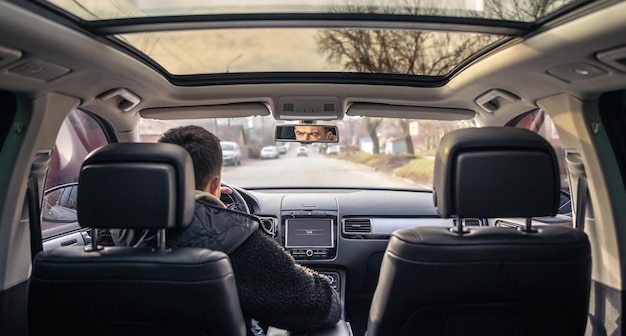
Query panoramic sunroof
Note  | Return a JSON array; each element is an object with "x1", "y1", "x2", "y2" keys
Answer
[
  {"x1": 42, "y1": 0, "x2": 585, "y2": 77},
  {"x1": 46, "y1": 0, "x2": 582, "y2": 23},
  {"x1": 117, "y1": 29, "x2": 502, "y2": 76}
]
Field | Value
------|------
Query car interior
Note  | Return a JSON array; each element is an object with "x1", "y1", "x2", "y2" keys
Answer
[{"x1": 1, "y1": 0, "x2": 626, "y2": 335}]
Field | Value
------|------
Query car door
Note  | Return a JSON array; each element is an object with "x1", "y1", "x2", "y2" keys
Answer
[{"x1": 41, "y1": 109, "x2": 113, "y2": 250}]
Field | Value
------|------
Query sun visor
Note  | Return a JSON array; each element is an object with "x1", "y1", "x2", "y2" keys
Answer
[
  {"x1": 346, "y1": 103, "x2": 475, "y2": 120},
  {"x1": 140, "y1": 102, "x2": 270, "y2": 119}
]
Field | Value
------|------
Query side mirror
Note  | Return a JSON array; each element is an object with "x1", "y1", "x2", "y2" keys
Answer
[
  {"x1": 275, "y1": 124, "x2": 339, "y2": 144},
  {"x1": 42, "y1": 182, "x2": 78, "y2": 223}
]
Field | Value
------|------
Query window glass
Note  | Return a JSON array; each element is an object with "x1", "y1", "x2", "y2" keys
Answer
[
  {"x1": 45, "y1": 109, "x2": 108, "y2": 190},
  {"x1": 138, "y1": 116, "x2": 475, "y2": 189},
  {"x1": 513, "y1": 109, "x2": 572, "y2": 218},
  {"x1": 42, "y1": 109, "x2": 108, "y2": 231},
  {"x1": 221, "y1": 143, "x2": 236, "y2": 151}
]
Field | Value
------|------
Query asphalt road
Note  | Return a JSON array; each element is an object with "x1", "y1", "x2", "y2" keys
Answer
[{"x1": 221, "y1": 146, "x2": 425, "y2": 189}]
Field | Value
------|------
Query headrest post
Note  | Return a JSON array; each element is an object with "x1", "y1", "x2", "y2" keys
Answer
[
  {"x1": 156, "y1": 229, "x2": 168, "y2": 251},
  {"x1": 84, "y1": 228, "x2": 103, "y2": 252},
  {"x1": 522, "y1": 217, "x2": 537, "y2": 233},
  {"x1": 450, "y1": 217, "x2": 469, "y2": 234}
]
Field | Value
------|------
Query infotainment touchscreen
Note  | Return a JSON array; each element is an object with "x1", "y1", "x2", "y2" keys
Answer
[{"x1": 285, "y1": 218, "x2": 334, "y2": 248}]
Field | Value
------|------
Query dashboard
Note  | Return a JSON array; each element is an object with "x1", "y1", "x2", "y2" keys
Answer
[
  {"x1": 43, "y1": 187, "x2": 483, "y2": 294},
  {"x1": 235, "y1": 188, "x2": 485, "y2": 314},
  {"x1": 241, "y1": 187, "x2": 464, "y2": 260}
]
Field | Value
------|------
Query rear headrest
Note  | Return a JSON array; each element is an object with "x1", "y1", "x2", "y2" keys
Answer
[
  {"x1": 77, "y1": 142, "x2": 196, "y2": 230},
  {"x1": 433, "y1": 127, "x2": 560, "y2": 219}
]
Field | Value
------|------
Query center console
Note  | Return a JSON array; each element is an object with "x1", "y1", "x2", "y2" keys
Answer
[
  {"x1": 279, "y1": 195, "x2": 345, "y2": 304},
  {"x1": 282, "y1": 211, "x2": 337, "y2": 260},
  {"x1": 264, "y1": 195, "x2": 352, "y2": 335}
]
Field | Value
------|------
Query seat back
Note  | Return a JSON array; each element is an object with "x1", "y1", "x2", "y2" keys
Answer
[
  {"x1": 367, "y1": 127, "x2": 591, "y2": 336},
  {"x1": 29, "y1": 142, "x2": 247, "y2": 336}
]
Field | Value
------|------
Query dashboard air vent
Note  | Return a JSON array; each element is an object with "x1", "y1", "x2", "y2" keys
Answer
[
  {"x1": 257, "y1": 216, "x2": 277, "y2": 237},
  {"x1": 343, "y1": 218, "x2": 372, "y2": 234}
]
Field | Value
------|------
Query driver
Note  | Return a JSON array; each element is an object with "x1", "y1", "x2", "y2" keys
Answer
[
  {"x1": 111, "y1": 125, "x2": 341, "y2": 335},
  {"x1": 294, "y1": 125, "x2": 334, "y2": 141}
]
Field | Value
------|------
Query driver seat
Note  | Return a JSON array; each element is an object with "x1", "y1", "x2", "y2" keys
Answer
[{"x1": 28, "y1": 142, "x2": 247, "y2": 336}]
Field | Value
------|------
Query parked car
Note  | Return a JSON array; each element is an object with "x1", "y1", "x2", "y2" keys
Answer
[
  {"x1": 2, "y1": 1, "x2": 626, "y2": 336},
  {"x1": 277, "y1": 145, "x2": 287, "y2": 155},
  {"x1": 260, "y1": 146, "x2": 280, "y2": 159},
  {"x1": 296, "y1": 146, "x2": 309, "y2": 157},
  {"x1": 326, "y1": 145, "x2": 341, "y2": 155},
  {"x1": 220, "y1": 141, "x2": 242, "y2": 166}
]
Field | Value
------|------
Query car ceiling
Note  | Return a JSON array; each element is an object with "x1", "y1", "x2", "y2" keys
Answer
[{"x1": 1, "y1": 0, "x2": 626, "y2": 133}]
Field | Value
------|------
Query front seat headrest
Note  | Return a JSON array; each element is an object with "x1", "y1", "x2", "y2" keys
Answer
[
  {"x1": 433, "y1": 127, "x2": 560, "y2": 219},
  {"x1": 77, "y1": 142, "x2": 196, "y2": 230}
]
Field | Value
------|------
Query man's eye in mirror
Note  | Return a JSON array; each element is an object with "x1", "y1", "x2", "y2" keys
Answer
[{"x1": 295, "y1": 131, "x2": 321, "y2": 137}]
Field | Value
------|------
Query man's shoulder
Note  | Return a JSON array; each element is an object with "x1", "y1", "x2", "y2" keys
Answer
[
  {"x1": 194, "y1": 190, "x2": 225, "y2": 208},
  {"x1": 179, "y1": 199, "x2": 262, "y2": 253}
]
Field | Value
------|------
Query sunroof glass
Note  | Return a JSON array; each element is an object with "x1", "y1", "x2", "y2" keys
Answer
[
  {"x1": 46, "y1": 0, "x2": 582, "y2": 23},
  {"x1": 118, "y1": 28, "x2": 503, "y2": 76}
]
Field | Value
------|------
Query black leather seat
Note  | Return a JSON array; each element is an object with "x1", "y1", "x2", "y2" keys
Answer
[
  {"x1": 367, "y1": 127, "x2": 592, "y2": 336},
  {"x1": 29, "y1": 142, "x2": 247, "y2": 336}
]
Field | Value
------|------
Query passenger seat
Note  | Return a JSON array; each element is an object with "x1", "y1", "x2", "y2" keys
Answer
[{"x1": 367, "y1": 127, "x2": 592, "y2": 336}]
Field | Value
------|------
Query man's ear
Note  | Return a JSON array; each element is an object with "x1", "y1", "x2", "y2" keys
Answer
[{"x1": 205, "y1": 175, "x2": 222, "y2": 198}]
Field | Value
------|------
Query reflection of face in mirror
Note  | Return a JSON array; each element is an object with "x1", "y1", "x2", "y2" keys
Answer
[{"x1": 294, "y1": 125, "x2": 334, "y2": 141}]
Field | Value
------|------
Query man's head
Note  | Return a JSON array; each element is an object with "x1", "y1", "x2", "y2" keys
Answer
[
  {"x1": 294, "y1": 125, "x2": 333, "y2": 141},
  {"x1": 159, "y1": 125, "x2": 222, "y2": 195}
]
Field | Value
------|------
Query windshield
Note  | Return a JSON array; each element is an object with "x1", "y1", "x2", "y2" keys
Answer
[
  {"x1": 221, "y1": 143, "x2": 236, "y2": 151},
  {"x1": 139, "y1": 115, "x2": 474, "y2": 190}
]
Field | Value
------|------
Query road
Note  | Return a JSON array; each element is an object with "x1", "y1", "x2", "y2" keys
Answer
[{"x1": 221, "y1": 146, "x2": 426, "y2": 189}]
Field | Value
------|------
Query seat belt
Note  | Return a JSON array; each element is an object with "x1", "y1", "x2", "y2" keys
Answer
[
  {"x1": 27, "y1": 176, "x2": 43, "y2": 261},
  {"x1": 574, "y1": 176, "x2": 588, "y2": 231}
]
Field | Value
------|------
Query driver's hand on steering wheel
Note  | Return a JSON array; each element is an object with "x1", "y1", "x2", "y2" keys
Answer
[
  {"x1": 220, "y1": 186, "x2": 237, "y2": 210},
  {"x1": 219, "y1": 183, "x2": 250, "y2": 213}
]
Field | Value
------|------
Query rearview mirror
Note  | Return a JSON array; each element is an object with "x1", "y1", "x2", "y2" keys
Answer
[{"x1": 275, "y1": 124, "x2": 339, "y2": 144}]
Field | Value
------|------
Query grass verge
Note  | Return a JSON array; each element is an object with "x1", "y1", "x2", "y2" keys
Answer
[{"x1": 335, "y1": 151, "x2": 434, "y2": 186}]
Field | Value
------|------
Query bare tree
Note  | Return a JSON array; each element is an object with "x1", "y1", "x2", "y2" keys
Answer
[
  {"x1": 316, "y1": 1, "x2": 497, "y2": 154},
  {"x1": 398, "y1": 119, "x2": 415, "y2": 154},
  {"x1": 484, "y1": 0, "x2": 578, "y2": 21},
  {"x1": 365, "y1": 118, "x2": 383, "y2": 154}
]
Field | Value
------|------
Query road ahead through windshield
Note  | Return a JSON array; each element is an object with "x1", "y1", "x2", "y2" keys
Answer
[{"x1": 221, "y1": 146, "x2": 427, "y2": 189}]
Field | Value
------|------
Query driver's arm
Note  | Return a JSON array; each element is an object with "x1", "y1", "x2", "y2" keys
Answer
[{"x1": 228, "y1": 229, "x2": 342, "y2": 333}]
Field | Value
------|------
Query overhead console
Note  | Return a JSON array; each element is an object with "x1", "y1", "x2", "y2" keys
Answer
[
  {"x1": 280, "y1": 195, "x2": 338, "y2": 260},
  {"x1": 276, "y1": 96, "x2": 341, "y2": 120}
]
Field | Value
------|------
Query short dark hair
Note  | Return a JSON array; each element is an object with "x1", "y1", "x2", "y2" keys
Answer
[{"x1": 158, "y1": 125, "x2": 222, "y2": 190}]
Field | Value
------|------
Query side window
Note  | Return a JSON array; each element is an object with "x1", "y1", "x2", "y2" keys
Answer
[
  {"x1": 42, "y1": 109, "x2": 109, "y2": 231},
  {"x1": 512, "y1": 109, "x2": 572, "y2": 220}
]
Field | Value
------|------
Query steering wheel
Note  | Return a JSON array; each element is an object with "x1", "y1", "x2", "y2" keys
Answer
[{"x1": 220, "y1": 182, "x2": 251, "y2": 214}]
